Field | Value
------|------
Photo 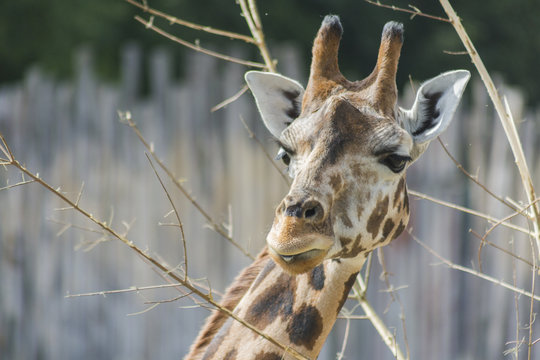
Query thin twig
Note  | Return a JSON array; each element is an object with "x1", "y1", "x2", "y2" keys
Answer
[
  {"x1": 66, "y1": 283, "x2": 190, "y2": 298},
  {"x1": 477, "y1": 198, "x2": 540, "y2": 272},
  {"x1": 336, "y1": 316, "x2": 351, "y2": 360},
  {"x1": 437, "y1": 138, "x2": 520, "y2": 213},
  {"x1": 145, "y1": 153, "x2": 188, "y2": 281},
  {"x1": 411, "y1": 231, "x2": 540, "y2": 302},
  {"x1": 377, "y1": 249, "x2": 410, "y2": 359},
  {"x1": 125, "y1": 0, "x2": 256, "y2": 44},
  {"x1": 352, "y1": 275, "x2": 406, "y2": 360},
  {"x1": 408, "y1": 190, "x2": 532, "y2": 236},
  {"x1": 469, "y1": 230, "x2": 538, "y2": 270},
  {"x1": 238, "y1": 0, "x2": 276, "y2": 72},
  {"x1": 0, "y1": 179, "x2": 35, "y2": 191},
  {"x1": 364, "y1": 0, "x2": 451, "y2": 23},
  {"x1": 211, "y1": 85, "x2": 249, "y2": 112},
  {"x1": 134, "y1": 16, "x2": 266, "y2": 69}
]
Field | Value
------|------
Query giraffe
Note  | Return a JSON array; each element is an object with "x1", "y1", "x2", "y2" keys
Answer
[{"x1": 185, "y1": 15, "x2": 470, "y2": 360}]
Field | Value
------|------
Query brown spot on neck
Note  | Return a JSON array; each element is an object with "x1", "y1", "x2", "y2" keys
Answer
[
  {"x1": 286, "y1": 304, "x2": 324, "y2": 350},
  {"x1": 309, "y1": 264, "x2": 326, "y2": 291},
  {"x1": 382, "y1": 218, "x2": 395, "y2": 239},
  {"x1": 366, "y1": 195, "x2": 389, "y2": 239},
  {"x1": 254, "y1": 352, "x2": 283, "y2": 360},
  {"x1": 245, "y1": 273, "x2": 296, "y2": 330},
  {"x1": 337, "y1": 272, "x2": 359, "y2": 315}
]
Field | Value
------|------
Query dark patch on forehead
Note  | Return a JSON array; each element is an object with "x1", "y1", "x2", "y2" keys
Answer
[
  {"x1": 337, "y1": 272, "x2": 359, "y2": 315},
  {"x1": 309, "y1": 264, "x2": 326, "y2": 291},
  {"x1": 366, "y1": 195, "x2": 389, "y2": 239},
  {"x1": 251, "y1": 259, "x2": 276, "y2": 293},
  {"x1": 339, "y1": 213, "x2": 353, "y2": 228},
  {"x1": 382, "y1": 218, "x2": 395, "y2": 240},
  {"x1": 393, "y1": 220, "x2": 406, "y2": 240},
  {"x1": 283, "y1": 89, "x2": 302, "y2": 121},
  {"x1": 286, "y1": 304, "x2": 323, "y2": 350},
  {"x1": 413, "y1": 91, "x2": 442, "y2": 136},
  {"x1": 245, "y1": 273, "x2": 295, "y2": 330},
  {"x1": 394, "y1": 178, "x2": 405, "y2": 206},
  {"x1": 255, "y1": 352, "x2": 283, "y2": 360},
  {"x1": 201, "y1": 317, "x2": 233, "y2": 360},
  {"x1": 329, "y1": 174, "x2": 343, "y2": 192},
  {"x1": 223, "y1": 349, "x2": 237, "y2": 360}
]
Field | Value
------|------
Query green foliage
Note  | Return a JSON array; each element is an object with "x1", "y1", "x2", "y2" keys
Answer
[{"x1": 2, "y1": 0, "x2": 539, "y2": 104}]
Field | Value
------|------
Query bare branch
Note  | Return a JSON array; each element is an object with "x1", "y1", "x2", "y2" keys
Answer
[
  {"x1": 211, "y1": 85, "x2": 249, "y2": 112},
  {"x1": 437, "y1": 138, "x2": 520, "y2": 213},
  {"x1": 408, "y1": 189, "x2": 532, "y2": 236},
  {"x1": 145, "y1": 153, "x2": 188, "y2": 281},
  {"x1": 352, "y1": 275, "x2": 407, "y2": 360},
  {"x1": 125, "y1": 0, "x2": 256, "y2": 44},
  {"x1": 238, "y1": 0, "x2": 276, "y2": 72},
  {"x1": 411, "y1": 231, "x2": 540, "y2": 302},
  {"x1": 364, "y1": 0, "x2": 451, "y2": 23},
  {"x1": 134, "y1": 16, "x2": 267, "y2": 69},
  {"x1": 0, "y1": 179, "x2": 35, "y2": 192}
]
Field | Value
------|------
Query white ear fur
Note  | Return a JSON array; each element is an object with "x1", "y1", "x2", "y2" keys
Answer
[
  {"x1": 245, "y1": 71, "x2": 305, "y2": 138},
  {"x1": 399, "y1": 70, "x2": 470, "y2": 145}
]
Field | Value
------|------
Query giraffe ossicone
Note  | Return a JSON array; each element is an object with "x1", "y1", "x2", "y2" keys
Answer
[{"x1": 186, "y1": 15, "x2": 469, "y2": 359}]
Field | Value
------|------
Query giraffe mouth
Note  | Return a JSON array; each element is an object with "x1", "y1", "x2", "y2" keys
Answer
[
  {"x1": 268, "y1": 245, "x2": 330, "y2": 274},
  {"x1": 278, "y1": 249, "x2": 325, "y2": 263}
]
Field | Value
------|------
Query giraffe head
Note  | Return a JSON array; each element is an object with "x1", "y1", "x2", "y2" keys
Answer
[{"x1": 246, "y1": 16, "x2": 469, "y2": 274}]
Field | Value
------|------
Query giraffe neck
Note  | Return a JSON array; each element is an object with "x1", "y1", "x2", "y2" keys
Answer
[{"x1": 200, "y1": 250, "x2": 364, "y2": 359}]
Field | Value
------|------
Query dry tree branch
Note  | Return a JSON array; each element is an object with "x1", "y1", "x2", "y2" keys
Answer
[
  {"x1": 437, "y1": 0, "x2": 540, "y2": 261},
  {"x1": 377, "y1": 249, "x2": 410, "y2": 359},
  {"x1": 118, "y1": 111, "x2": 255, "y2": 260},
  {"x1": 410, "y1": 231, "x2": 540, "y2": 302},
  {"x1": 125, "y1": 0, "x2": 256, "y2": 44},
  {"x1": 66, "y1": 283, "x2": 193, "y2": 298},
  {"x1": 211, "y1": 85, "x2": 249, "y2": 112},
  {"x1": 477, "y1": 198, "x2": 540, "y2": 272},
  {"x1": 408, "y1": 190, "x2": 532, "y2": 236},
  {"x1": 145, "y1": 153, "x2": 188, "y2": 281},
  {"x1": 238, "y1": 0, "x2": 276, "y2": 72},
  {"x1": 437, "y1": 138, "x2": 520, "y2": 213},
  {"x1": 469, "y1": 230, "x2": 538, "y2": 271},
  {"x1": 352, "y1": 275, "x2": 407, "y2": 360},
  {"x1": 133, "y1": 16, "x2": 267, "y2": 69},
  {"x1": 0, "y1": 179, "x2": 35, "y2": 191},
  {"x1": 0, "y1": 135, "x2": 309, "y2": 360},
  {"x1": 364, "y1": 0, "x2": 451, "y2": 23}
]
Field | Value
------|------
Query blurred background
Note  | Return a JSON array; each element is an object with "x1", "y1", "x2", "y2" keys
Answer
[{"x1": 1, "y1": 0, "x2": 540, "y2": 359}]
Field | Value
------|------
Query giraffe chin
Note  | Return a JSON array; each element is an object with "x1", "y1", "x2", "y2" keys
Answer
[{"x1": 268, "y1": 246, "x2": 330, "y2": 275}]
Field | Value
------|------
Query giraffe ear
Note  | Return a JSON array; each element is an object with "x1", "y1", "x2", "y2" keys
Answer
[
  {"x1": 398, "y1": 70, "x2": 470, "y2": 158},
  {"x1": 245, "y1": 71, "x2": 305, "y2": 138}
]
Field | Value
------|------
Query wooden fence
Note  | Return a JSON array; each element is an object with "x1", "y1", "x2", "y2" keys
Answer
[{"x1": 0, "y1": 44, "x2": 539, "y2": 359}]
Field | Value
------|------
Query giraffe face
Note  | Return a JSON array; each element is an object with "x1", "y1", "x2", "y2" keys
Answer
[
  {"x1": 245, "y1": 16, "x2": 470, "y2": 274},
  {"x1": 266, "y1": 93, "x2": 413, "y2": 273}
]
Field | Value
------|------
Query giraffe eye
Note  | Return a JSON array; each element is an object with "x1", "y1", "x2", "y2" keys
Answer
[
  {"x1": 275, "y1": 148, "x2": 291, "y2": 166},
  {"x1": 380, "y1": 154, "x2": 410, "y2": 173}
]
